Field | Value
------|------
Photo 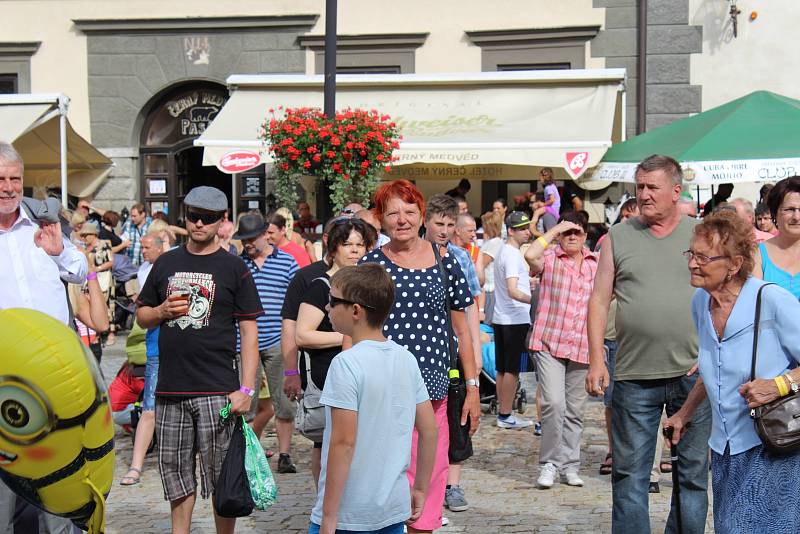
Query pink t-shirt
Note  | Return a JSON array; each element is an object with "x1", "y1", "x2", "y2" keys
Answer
[{"x1": 279, "y1": 241, "x2": 311, "y2": 268}]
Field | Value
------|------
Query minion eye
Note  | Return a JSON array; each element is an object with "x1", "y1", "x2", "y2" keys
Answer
[{"x1": 0, "y1": 385, "x2": 49, "y2": 440}]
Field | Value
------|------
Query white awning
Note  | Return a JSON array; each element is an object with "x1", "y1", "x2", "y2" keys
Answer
[
  {"x1": 196, "y1": 70, "x2": 626, "y2": 188},
  {"x1": 0, "y1": 94, "x2": 113, "y2": 199}
]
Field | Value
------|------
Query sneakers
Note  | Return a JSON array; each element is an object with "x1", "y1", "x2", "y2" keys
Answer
[
  {"x1": 562, "y1": 471, "x2": 584, "y2": 487},
  {"x1": 537, "y1": 463, "x2": 558, "y2": 489},
  {"x1": 276, "y1": 453, "x2": 297, "y2": 474},
  {"x1": 534, "y1": 421, "x2": 542, "y2": 436},
  {"x1": 496, "y1": 415, "x2": 534, "y2": 429},
  {"x1": 445, "y1": 485, "x2": 469, "y2": 512}
]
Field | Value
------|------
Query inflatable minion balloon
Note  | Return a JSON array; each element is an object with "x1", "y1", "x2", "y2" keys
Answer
[{"x1": 0, "y1": 309, "x2": 114, "y2": 533}]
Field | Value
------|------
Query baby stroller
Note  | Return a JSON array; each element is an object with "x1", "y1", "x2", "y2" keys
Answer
[{"x1": 479, "y1": 324, "x2": 528, "y2": 415}]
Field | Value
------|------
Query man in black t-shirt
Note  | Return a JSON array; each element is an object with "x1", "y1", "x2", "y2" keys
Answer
[{"x1": 137, "y1": 186, "x2": 263, "y2": 533}]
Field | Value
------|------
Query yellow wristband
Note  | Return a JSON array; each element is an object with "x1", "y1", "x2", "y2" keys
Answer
[
  {"x1": 536, "y1": 236, "x2": 549, "y2": 248},
  {"x1": 775, "y1": 376, "x2": 789, "y2": 397}
]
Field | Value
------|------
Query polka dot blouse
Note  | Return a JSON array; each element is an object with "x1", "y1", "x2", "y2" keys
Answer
[{"x1": 361, "y1": 247, "x2": 473, "y2": 400}]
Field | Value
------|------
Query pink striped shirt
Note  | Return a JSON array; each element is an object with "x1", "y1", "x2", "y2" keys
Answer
[{"x1": 529, "y1": 245, "x2": 598, "y2": 363}]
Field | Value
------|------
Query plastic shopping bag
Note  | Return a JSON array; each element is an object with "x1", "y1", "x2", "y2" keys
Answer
[
  {"x1": 213, "y1": 413, "x2": 254, "y2": 518},
  {"x1": 242, "y1": 417, "x2": 278, "y2": 510}
]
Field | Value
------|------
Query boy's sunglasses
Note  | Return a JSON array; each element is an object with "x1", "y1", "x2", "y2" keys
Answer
[
  {"x1": 186, "y1": 210, "x2": 223, "y2": 225},
  {"x1": 329, "y1": 294, "x2": 375, "y2": 310}
]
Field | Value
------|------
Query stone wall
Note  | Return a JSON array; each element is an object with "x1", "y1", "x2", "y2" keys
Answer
[
  {"x1": 592, "y1": 0, "x2": 702, "y2": 137},
  {"x1": 77, "y1": 16, "x2": 316, "y2": 206}
]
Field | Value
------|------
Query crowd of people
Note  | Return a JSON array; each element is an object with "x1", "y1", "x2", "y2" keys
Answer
[{"x1": 2, "y1": 136, "x2": 800, "y2": 534}]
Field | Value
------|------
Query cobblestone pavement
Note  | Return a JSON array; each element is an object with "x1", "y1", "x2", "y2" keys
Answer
[{"x1": 101, "y1": 339, "x2": 714, "y2": 533}]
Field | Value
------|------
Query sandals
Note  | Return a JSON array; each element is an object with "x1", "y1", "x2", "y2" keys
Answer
[
  {"x1": 120, "y1": 467, "x2": 141, "y2": 486},
  {"x1": 660, "y1": 460, "x2": 672, "y2": 473},
  {"x1": 599, "y1": 453, "x2": 613, "y2": 475}
]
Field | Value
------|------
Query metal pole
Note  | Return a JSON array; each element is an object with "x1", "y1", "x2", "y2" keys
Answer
[
  {"x1": 319, "y1": 0, "x2": 337, "y2": 221},
  {"x1": 58, "y1": 95, "x2": 70, "y2": 209},
  {"x1": 323, "y1": 0, "x2": 337, "y2": 118},
  {"x1": 232, "y1": 173, "x2": 238, "y2": 222}
]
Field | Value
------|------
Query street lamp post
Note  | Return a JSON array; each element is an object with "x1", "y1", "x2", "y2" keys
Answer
[{"x1": 318, "y1": 0, "x2": 337, "y2": 220}]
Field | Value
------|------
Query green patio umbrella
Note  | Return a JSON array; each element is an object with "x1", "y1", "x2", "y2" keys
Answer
[{"x1": 592, "y1": 90, "x2": 800, "y2": 184}]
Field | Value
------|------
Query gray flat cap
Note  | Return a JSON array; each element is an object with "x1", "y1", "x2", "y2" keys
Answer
[{"x1": 184, "y1": 186, "x2": 227, "y2": 212}]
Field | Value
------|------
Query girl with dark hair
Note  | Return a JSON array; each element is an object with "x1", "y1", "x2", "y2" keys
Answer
[
  {"x1": 753, "y1": 175, "x2": 800, "y2": 298},
  {"x1": 295, "y1": 217, "x2": 375, "y2": 484}
]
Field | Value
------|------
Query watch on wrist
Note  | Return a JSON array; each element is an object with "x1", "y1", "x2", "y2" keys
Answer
[
  {"x1": 786, "y1": 374, "x2": 799, "y2": 394},
  {"x1": 239, "y1": 385, "x2": 256, "y2": 398},
  {"x1": 465, "y1": 378, "x2": 479, "y2": 387}
]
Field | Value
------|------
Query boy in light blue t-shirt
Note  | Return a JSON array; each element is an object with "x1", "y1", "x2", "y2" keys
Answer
[{"x1": 308, "y1": 263, "x2": 438, "y2": 534}]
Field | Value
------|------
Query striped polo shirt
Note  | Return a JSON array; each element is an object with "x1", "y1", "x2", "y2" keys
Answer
[{"x1": 238, "y1": 246, "x2": 298, "y2": 351}]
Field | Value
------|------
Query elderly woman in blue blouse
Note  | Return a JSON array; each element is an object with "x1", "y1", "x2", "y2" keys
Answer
[{"x1": 664, "y1": 211, "x2": 800, "y2": 534}]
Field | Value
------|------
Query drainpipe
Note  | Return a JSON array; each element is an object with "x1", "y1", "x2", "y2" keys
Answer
[{"x1": 637, "y1": 0, "x2": 647, "y2": 134}]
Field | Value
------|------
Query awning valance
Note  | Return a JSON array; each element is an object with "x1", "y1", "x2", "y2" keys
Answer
[
  {"x1": 0, "y1": 94, "x2": 113, "y2": 199},
  {"x1": 196, "y1": 70, "x2": 626, "y2": 187}
]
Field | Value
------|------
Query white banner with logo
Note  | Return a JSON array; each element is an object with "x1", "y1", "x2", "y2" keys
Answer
[
  {"x1": 196, "y1": 71, "x2": 625, "y2": 179},
  {"x1": 593, "y1": 158, "x2": 800, "y2": 184}
]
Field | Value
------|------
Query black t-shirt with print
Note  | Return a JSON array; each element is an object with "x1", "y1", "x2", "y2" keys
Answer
[
  {"x1": 137, "y1": 246, "x2": 264, "y2": 396},
  {"x1": 297, "y1": 275, "x2": 340, "y2": 391}
]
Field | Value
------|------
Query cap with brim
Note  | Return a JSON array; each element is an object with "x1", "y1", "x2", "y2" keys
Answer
[
  {"x1": 79, "y1": 221, "x2": 99, "y2": 235},
  {"x1": 506, "y1": 211, "x2": 532, "y2": 229},
  {"x1": 232, "y1": 213, "x2": 268, "y2": 240},
  {"x1": 184, "y1": 186, "x2": 228, "y2": 213}
]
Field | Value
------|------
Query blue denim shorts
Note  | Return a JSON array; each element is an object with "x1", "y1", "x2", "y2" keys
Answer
[
  {"x1": 142, "y1": 355, "x2": 159, "y2": 411},
  {"x1": 308, "y1": 522, "x2": 404, "y2": 534},
  {"x1": 603, "y1": 340, "x2": 617, "y2": 408}
]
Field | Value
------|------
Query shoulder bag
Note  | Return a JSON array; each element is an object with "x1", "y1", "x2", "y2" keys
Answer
[
  {"x1": 432, "y1": 242, "x2": 474, "y2": 462},
  {"x1": 294, "y1": 276, "x2": 329, "y2": 443},
  {"x1": 749, "y1": 283, "x2": 800, "y2": 454}
]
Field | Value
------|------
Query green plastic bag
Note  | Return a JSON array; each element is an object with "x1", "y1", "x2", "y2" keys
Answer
[
  {"x1": 218, "y1": 405, "x2": 278, "y2": 510},
  {"x1": 241, "y1": 416, "x2": 277, "y2": 509}
]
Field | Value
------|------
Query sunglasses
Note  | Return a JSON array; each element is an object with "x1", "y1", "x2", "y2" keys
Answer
[
  {"x1": 186, "y1": 210, "x2": 222, "y2": 225},
  {"x1": 329, "y1": 294, "x2": 375, "y2": 310},
  {"x1": 561, "y1": 229, "x2": 586, "y2": 237}
]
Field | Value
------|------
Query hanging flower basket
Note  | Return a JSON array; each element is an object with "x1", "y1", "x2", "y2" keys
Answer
[{"x1": 261, "y1": 107, "x2": 400, "y2": 211}]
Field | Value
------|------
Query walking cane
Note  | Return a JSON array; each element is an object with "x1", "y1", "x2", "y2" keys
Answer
[{"x1": 662, "y1": 426, "x2": 684, "y2": 534}]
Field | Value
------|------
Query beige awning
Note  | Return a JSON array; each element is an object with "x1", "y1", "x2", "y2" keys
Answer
[
  {"x1": 0, "y1": 94, "x2": 113, "y2": 198},
  {"x1": 196, "y1": 70, "x2": 626, "y2": 189}
]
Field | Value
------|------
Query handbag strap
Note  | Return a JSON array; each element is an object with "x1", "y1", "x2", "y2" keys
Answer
[
  {"x1": 431, "y1": 242, "x2": 460, "y2": 373},
  {"x1": 750, "y1": 283, "x2": 776, "y2": 382}
]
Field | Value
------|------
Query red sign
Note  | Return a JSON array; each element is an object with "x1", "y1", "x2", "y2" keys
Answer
[
  {"x1": 565, "y1": 151, "x2": 590, "y2": 180},
  {"x1": 218, "y1": 150, "x2": 261, "y2": 173}
]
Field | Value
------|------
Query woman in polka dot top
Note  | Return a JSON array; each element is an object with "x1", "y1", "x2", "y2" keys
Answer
[{"x1": 360, "y1": 180, "x2": 480, "y2": 534}]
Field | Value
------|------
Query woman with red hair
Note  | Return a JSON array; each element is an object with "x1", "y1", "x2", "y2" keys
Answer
[{"x1": 360, "y1": 180, "x2": 480, "y2": 534}]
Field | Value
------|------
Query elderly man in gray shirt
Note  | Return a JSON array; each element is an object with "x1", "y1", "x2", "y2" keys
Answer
[{"x1": 586, "y1": 155, "x2": 711, "y2": 534}]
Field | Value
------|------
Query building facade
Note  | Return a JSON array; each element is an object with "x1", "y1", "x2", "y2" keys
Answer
[{"x1": 1, "y1": 0, "x2": 796, "y2": 216}]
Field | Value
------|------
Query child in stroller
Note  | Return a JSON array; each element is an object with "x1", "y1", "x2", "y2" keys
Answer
[{"x1": 478, "y1": 324, "x2": 528, "y2": 415}]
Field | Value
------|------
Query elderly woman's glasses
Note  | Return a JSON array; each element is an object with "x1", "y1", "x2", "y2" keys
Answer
[{"x1": 682, "y1": 250, "x2": 727, "y2": 266}]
